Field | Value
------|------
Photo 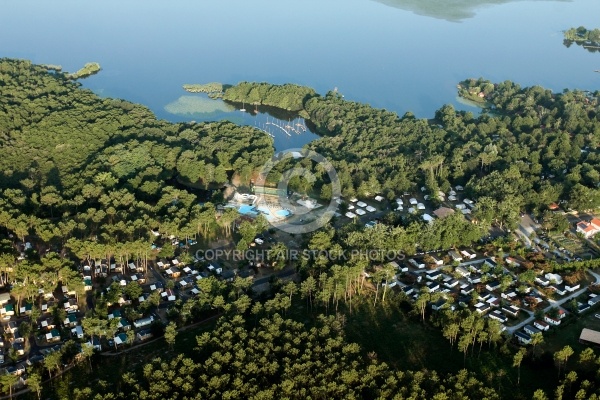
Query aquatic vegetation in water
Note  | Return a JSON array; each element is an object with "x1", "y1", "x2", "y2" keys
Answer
[{"x1": 164, "y1": 95, "x2": 235, "y2": 116}]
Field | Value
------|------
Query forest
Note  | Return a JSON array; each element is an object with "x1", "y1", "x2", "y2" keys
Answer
[
  {"x1": 66, "y1": 62, "x2": 102, "y2": 79},
  {"x1": 222, "y1": 82, "x2": 317, "y2": 112},
  {"x1": 224, "y1": 78, "x2": 600, "y2": 231},
  {"x1": 3, "y1": 59, "x2": 600, "y2": 399},
  {"x1": 182, "y1": 83, "x2": 224, "y2": 99}
]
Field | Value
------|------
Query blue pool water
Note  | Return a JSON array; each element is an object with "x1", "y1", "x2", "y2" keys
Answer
[
  {"x1": 276, "y1": 209, "x2": 291, "y2": 217},
  {"x1": 238, "y1": 204, "x2": 258, "y2": 216}
]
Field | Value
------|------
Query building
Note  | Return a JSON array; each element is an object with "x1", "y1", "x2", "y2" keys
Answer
[
  {"x1": 0, "y1": 293, "x2": 11, "y2": 306},
  {"x1": 489, "y1": 310, "x2": 508, "y2": 323},
  {"x1": 114, "y1": 332, "x2": 128, "y2": 346},
  {"x1": 137, "y1": 329, "x2": 153, "y2": 341},
  {"x1": 588, "y1": 295, "x2": 600, "y2": 306},
  {"x1": 460, "y1": 250, "x2": 476, "y2": 260},
  {"x1": 565, "y1": 283, "x2": 581, "y2": 292},
  {"x1": 5, "y1": 321, "x2": 18, "y2": 334},
  {"x1": 515, "y1": 331, "x2": 531, "y2": 345},
  {"x1": 133, "y1": 316, "x2": 154, "y2": 329},
  {"x1": 72, "y1": 325, "x2": 84, "y2": 339},
  {"x1": 433, "y1": 207, "x2": 455, "y2": 219},
  {"x1": 524, "y1": 325, "x2": 541, "y2": 336},
  {"x1": 502, "y1": 305, "x2": 520, "y2": 318},
  {"x1": 534, "y1": 320, "x2": 549, "y2": 331},
  {"x1": 535, "y1": 276, "x2": 550, "y2": 286},
  {"x1": 578, "y1": 303, "x2": 591, "y2": 313},
  {"x1": 118, "y1": 318, "x2": 131, "y2": 331},
  {"x1": 431, "y1": 298, "x2": 450, "y2": 311},
  {"x1": 544, "y1": 315, "x2": 561, "y2": 326},
  {"x1": 576, "y1": 218, "x2": 600, "y2": 238},
  {"x1": 425, "y1": 281, "x2": 440, "y2": 292},
  {"x1": 1, "y1": 303, "x2": 15, "y2": 316},
  {"x1": 108, "y1": 309, "x2": 122, "y2": 320},
  {"x1": 475, "y1": 302, "x2": 491, "y2": 314},
  {"x1": 46, "y1": 329, "x2": 61, "y2": 343},
  {"x1": 63, "y1": 314, "x2": 77, "y2": 327},
  {"x1": 19, "y1": 303, "x2": 32, "y2": 316},
  {"x1": 580, "y1": 328, "x2": 600, "y2": 346},
  {"x1": 86, "y1": 337, "x2": 102, "y2": 351},
  {"x1": 448, "y1": 251, "x2": 463, "y2": 262}
]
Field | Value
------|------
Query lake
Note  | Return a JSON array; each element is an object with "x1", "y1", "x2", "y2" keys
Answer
[{"x1": 1, "y1": 0, "x2": 599, "y2": 150}]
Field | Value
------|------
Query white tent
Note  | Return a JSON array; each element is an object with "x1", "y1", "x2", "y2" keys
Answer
[
  {"x1": 345, "y1": 212, "x2": 357, "y2": 218},
  {"x1": 366, "y1": 206, "x2": 376, "y2": 212},
  {"x1": 355, "y1": 209, "x2": 366, "y2": 216}
]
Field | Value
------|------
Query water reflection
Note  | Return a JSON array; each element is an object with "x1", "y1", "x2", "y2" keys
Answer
[{"x1": 372, "y1": 0, "x2": 570, "y2": 22}]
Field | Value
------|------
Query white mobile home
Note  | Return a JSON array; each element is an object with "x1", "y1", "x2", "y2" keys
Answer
[{"x1": 133, "y1": 316, "x2": 154, "y2": 329}]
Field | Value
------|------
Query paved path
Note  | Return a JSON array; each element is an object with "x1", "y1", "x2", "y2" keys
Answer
[{"x1": 505, "y1": 270, "x2": 600, "y2": 334}]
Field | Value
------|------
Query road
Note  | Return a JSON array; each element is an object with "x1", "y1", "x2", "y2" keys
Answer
[{"x1": 505, "y1": 269, "x2": 600, "y2": 334}]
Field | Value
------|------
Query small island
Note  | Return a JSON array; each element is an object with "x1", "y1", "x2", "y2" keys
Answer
[
  {"x1": 66, "y1": 62, "x2": 101, "y2": 79},
  {"x1": 563, "y1": 26, "x2": 600, "y2": 53},
  {"x1": 182, "y1": 82, "x2": 224, "y2": 99}
]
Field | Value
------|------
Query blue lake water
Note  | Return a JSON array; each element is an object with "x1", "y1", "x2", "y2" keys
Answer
[{"x1": 1, "y1": 0, "x2": 599, "y2": 151}]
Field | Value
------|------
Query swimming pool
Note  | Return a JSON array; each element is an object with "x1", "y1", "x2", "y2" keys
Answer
[
  {"x1": 238, "y1": 204, "x2": 258, "y2": 216},
  {"x1": 276, "y1": 209, "x2": 291, "y2": 217},
  {"x1": 253, "y1": 206, "x2": 292, "y2": 221}
]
